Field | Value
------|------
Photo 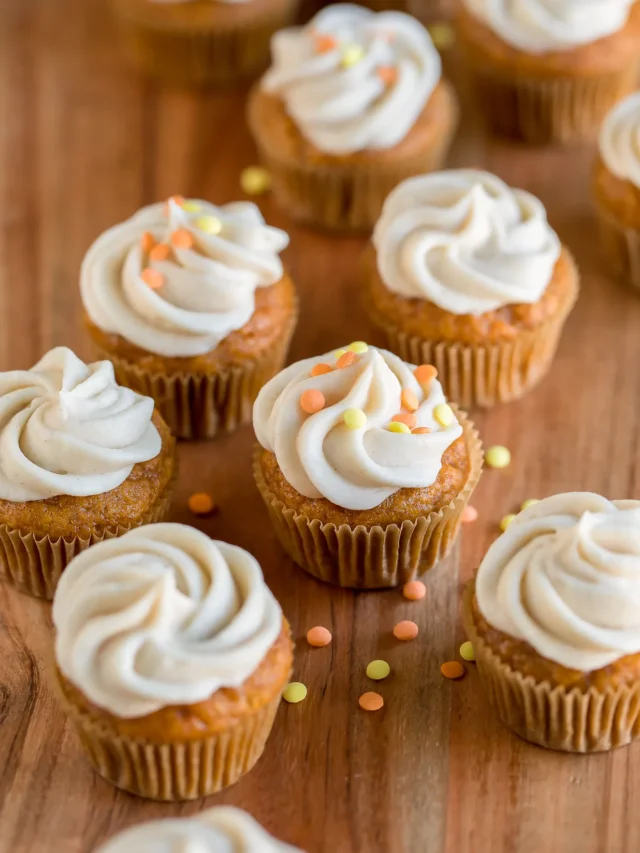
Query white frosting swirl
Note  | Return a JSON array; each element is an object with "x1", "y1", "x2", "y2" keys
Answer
[
  {"x1": 476, "y1": 492, "x2": 640, "y2": 671},
  {"x1": 95, "y1": 807, "x2": 303, "y2": 853},
  {"x1": 81, "y1": 199, "x2": 289, "y2": 358},
  {"x1": 463, "y1": 0, "x2": 635, "y2": 52},
  {"x1": 53, "y1": 525, "x2": 283, "y2": 718},
  {"x1": 261, "y1": 5, "x2": 441, "y2": 155},
  {"x1": 254, "y1": 346, "x2": 463, "y2": 511},
  {"x1": 0, "y1": 347, "x2": 160, "y2": 503},
  {"x1": 373, "y1": 169, "x2": 561, "y2": 315},
  {"x1": 599, "y1": 90, "x2": 640, "y2": 190}
]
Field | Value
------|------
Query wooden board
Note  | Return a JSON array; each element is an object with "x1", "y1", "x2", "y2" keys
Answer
[{"x1": 2, "y1": 2, "x2": 640, "y2": 852}]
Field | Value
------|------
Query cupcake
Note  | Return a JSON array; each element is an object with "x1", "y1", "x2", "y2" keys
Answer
[
  {"x1": 247, "y1": 5, "x2": 459, "y2": 231},
  {"x1": 81, "y1": 196, "x2": 297, "y2": 440},
  {"x1": 456, "y1": 0, "x2": 640, "y2": 144},
  {"x1": 363, "y1": 170, "x2": 580, "y2": 409},
  {"x1": 594, "y1": 90, "x2": 640, "y2": 292},
  {"x1": 95, "y1": 806, "x2": 303, "y2": 851},
  {"x1": 253, "y1": 343, "x2": 482, "y2": 588},
  {"x1": 110, "y1": 0, "x2": 299, "y2": 88},
  {"x1": 0, "y1": 348, "x2": 175, "y2": 599},
  {"x1": 348, "y1": 0, "x2": 455, "y2": 27},
  {"x1": 53, "y1": 524, "x2": 293, "y2": 801}
]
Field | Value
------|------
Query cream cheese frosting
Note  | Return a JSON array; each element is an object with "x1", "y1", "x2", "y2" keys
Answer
[
  {"x1": 373, "y1": 169, "x2": 561, "y2": 315},
  {"x1": 261, "y1": 4, "x2": 442, "y2": 155},
  {"x1": 53, "y1": 525, "x2": 283, "y2": 718},
  {"x1": 81, "y1": 197, "x2": 289, "y2": 358},
  {"x1": 254, "y1": 345, "x2": 463, "y2": 511},
  {"x1": 463, "y1": 0, "x2": 635, "y2": 53},
  {"x1": 599, "y1": 90, "x2": 640, "y2": 190},
  {"x1": 475, "y1": 492, "x2": 640, "y2": 671},
  {"x1": 0, "y1": 347, "x2": 160, "y2": 503}
]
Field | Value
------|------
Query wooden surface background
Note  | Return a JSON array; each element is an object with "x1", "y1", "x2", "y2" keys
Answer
[{"x1": 2, "y1": 1, "x2": 640, "y2": 852}]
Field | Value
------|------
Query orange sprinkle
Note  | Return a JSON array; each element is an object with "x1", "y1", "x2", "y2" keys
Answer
[
  {"x1": 306, "y1": 626, "x2": 332, "y2": 647},
  {"x1": 441, "y1": 661, "x2": 465, "y2": 680},
  {"x1": 359, "y1": 692, "x2": 384, "y2": 712},
  {"x1": 401, "y1": 388, "x2": 419, "y2": 412},
  {"x1": 141, "y1": 268, "x2": 164, "y2": 289},
  {"x1": 171, "y1": 228, "x2": 194, "y2": 250},
  {"x1": 300, "y1": 389, "x2": 326, "y2": 415},
  {"x1": 311, "y1": 362, "x2": 333, "y2": 377},
  {"x1": 412, "y1": 427, "x2": 430, "y2": 435},
  {"x1": 461, "y1": 505, "x2": 478, "y2": 524},
  {"x1": 392, "y1": 412, "x2": 417, "y2": 430},
  {"x1": 393, "y1": 620, "x2": 419, "y2": 641},
  {"x1": 188, "y1": 492, "x2": 216, "y2": 516},
  {"x1": 414, "y1": 364, "x2": 438, "y2": 387},
  {"x1": 149, "y1": 243, "x2": 171, "y2": 262},
  {"x1": 377, "y1": 65, "x2": 397, "y2": 85},
  {"x1": 168, "y1": 194, "x2": 185, "y2": 207},
  {"x1": 336, "y1": 351, "x2": 357, "y2": 369},
  {"x1": 141, "y1": 231, "x2": 155, "y2": 253},
  {"x1": 402, "y1": 580, "x2": 426, "y2": 601},
  {"x1": 315, "y1": 34, "x2": 337, "y2": 53}
]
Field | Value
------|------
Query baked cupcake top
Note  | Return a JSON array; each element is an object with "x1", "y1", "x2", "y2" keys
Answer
[
  {"x1": 599, "y1": 90, "x2": 640, "y2": 189},
  {"x1": 254, "y1": 344, "x2": 463, "y2": 511},
  {"x1": 0, "y1": 347, "x2": 160, "y2": 503},
  {"x1": 261, "y1": 4, "x2": 442, "y2": 155},
  {"x1": 53, "y1": 524, "x2": 283, "y2": 718},
  {"x1": 81, "y1": 196, "x2": 289, "y2": 358},
  {"x1": 476, "y1": 492, "x2": 640, "y2": 671},
  {"x1": 96, "y1": 807, "x2": 303, "y2": 853},
  {"x1": 462, "y1": 0, "x2": 635, "y2": 53},
  {"x1": 373, "y1": 169, "x2": 561, "y2": 315}
]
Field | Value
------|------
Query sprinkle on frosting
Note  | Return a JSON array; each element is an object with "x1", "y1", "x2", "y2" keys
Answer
[
  {"x1": 300, "y1": 389, "x2": 326, "y2": 414},
  {"x1": 141, "y1": 268, "x2": 163, "y2": 289},
  {"x1": 434, "y1": 403, "x2": 454, "y2": 428},
  {"x1": 389, "y1": 420, "x2": 411, "y2": 433},
  {"x1": 401, "y1": 388, "x2": 419, "y2": 412},
  {"x1": 414, "y1": 364, "x2": 438, "y2": 387},
  {"x1": 194, "y1": 215, "x2": 223, "y2": 234},
  {"x1": 344, "y1": 407, "x2": 367, "y2": 429},
  {"x1": 337, "y1": 351, "x2": 358, "y2": 369},
  {"x1": 311, "y1": 362, "x2": 334, "y2": 377},
  {"x1": 412, "y1": 426, "x2": 430, "y2": 435},
  {"x1": 499, "y1": 513, "x2": 517, "y2": 532},
  {"x1": 348, "y1": 341, "x2": 369, "y2": 354},
  {"x1": 521, "y1": 498, "x2": 539, "y2": 510}
]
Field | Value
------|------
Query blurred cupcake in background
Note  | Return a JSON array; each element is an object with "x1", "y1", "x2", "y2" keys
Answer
[
  {"x1": 355, "y1": 0, "x2": 456, "y2": 27},
  {"x1": 456, "y1": 0, "x2": 640, "y2": 144},
  {"x1": 248, "y1": 4, "x2": 459, "y2": 231}
]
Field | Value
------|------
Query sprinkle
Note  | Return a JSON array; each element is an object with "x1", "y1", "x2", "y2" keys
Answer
[
  {"x1": 388, "y1": 421, "x2": 411, "y2": 434},
  {"x1": 171, "y1": 229, "x2": 194, "y2": 249},
  {"x1": 344, "y1": 408, "x2": 367, "y2": 430},
  {"x1": 347, "y1": 341, "x2": 368, "y2": 354},
  {"x1": 195, "y1": 215, "x2": 223, "y2": 235},
  {"x1": 283, "y1": 682, "x2": 307, "y2": 704},
  {"x1": 391, "y1": 412, "x2": 417, "y2": 429},
  {"x1": 366, "y1": 660, "x2": 390, "y2": 681},
  {"x1": 314, "y1": 33, "x2": 337, "y2": 54},
  {"x1": 359, "y1": 692, "x2": 384, "y2": 711},
  {"x1": 428, "y1": 22, "x2": 456, "y2": 51},
  {"x1": 499, "y1": 513, "x2": 517, "y2": 532},
  {"x1": 300, "y1": 389, "x2": 325, "y2": 415},
  {"x1": 182, "y1": 201, "x2": 202, "y2": 213},
  {"x1": 333, "y1": 349, "x2": 347, "y2": 360},
  {"x1": 311, "y1": 362, "x2": 333, "y2": 377},
  {"x1": 521, "y1": 498, "x2": 539, "y2": 511},
  {"x1": 412, "y1": 427, "x2": 430, "y2": 435},
  {"x1": 240, "y1": 166, "x2": 272, "y2": 195},
  {"x1": 441, "y1": 661, "x2": 465, "y2": 679},
  {"x1": 377, "y1": 65, "x2": 397, "y2": 85},
  {"x1": 401, "y1": 388, "x2": 419, "y2": 412},
  {"x1": 485, "y1": 445, "x2": 511, "y2": 469},
  {"x1": 141, "y1": 231, "x2": 155, "y2": 253},
  {"x1": 149, "y1": 243, "x2": 171, "y2": 262},
  {"x1": 336, "y1": 351, "x2": 357, "y2": 369},
  {"x1": 188, "y1": 492, "x2": 216, "y2": 516},
  {"x1": 433, "y1": 403, "x2": 454, "y2": 428},
  {"x1": 342, "y1": 44, "x2": 365, "y2": 68},
  {"x1": 141, "y1": 268, "x2": 164, "y2": 289},
  {"x1": 414, "y1": 364, "x2": 438, "y2": 387},
  {"x1": 167, "y1": 195, "x2": 185, "y2": 208},
  {"x1": 307, "y1": 626, "x2": 332, "y2": 648},
  {"x1": 461, "y1": 505, "x2": 478, "y2": 524},
  {"x1": 393, "y1": 620, "x2": 419, "y2": 641},
  {"x1": 402, "y1": 580, "x2": 426, "y2": 601},
  {"x1": 459, "y1": 641, "x2": 475, "y2": 662}
]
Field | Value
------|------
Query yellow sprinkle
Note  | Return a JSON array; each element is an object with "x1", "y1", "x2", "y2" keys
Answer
[
  {"x1": 428, "y1": 22, "x2": 456, "y2": 51},
  {"x1": 500, "y1": 514, "x2": 517, "y2": 532},
  {"x1": 344, "y1": 408, "x2": 367, "y2": 430},
  {"x1": 182, "y1": 201, "x2": 202, "y2": 213},
  {"x1": 334, "y1": 349, "x2": 347, "y2": 360},
  {"x1": 388, "y1": 421, "x2": 411, "y2": 434},
  {"x1": 283, "y1": 682, "x2": 307, "y2": 704},
  {"x1": 485, "y1": 445, "x2": 511, "y2": 469},
  {"x1": 240, "y1": 166, "x2": 271, "y2": 195},
  {"x1": 348, "y1": 341, "x2": 368, "y2": 354},
  {"x1": 433, "y1": 403, "x2": 454, "y2": 428},
  {"x1": 366, "y1": 660, "x2": 390, "y2": 681},
  {"x1": 341, "y1": 44, "x2": 365, "y2": 68},
  {"x1": 521, "y1": 498, "x2": 539, "y2": 511},
  {"x1": 459, "y1": 641, "x2": 475, "y2": 662},
  {"x1": 195, "y1": 215, "x2": 223, "y2": 235}
]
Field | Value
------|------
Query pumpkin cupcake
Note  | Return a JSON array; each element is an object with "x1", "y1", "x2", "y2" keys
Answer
[
  {"x1": 464, "y1": 492, "x2": 640, "y2": 753},
  {"x1": 53, "y1": 524, "x2": 293, "y2": 801},
  {"x1": 456, "y1": 0, "x2": 640, "y2": 144},
  {"x1": 110, "y1": 0, "x2": 299, "y2": 88},
  {"x1": 0, "y1": 347, "x2": 175, "y2": 599},
  {"x1": 253, "y1": 343, "x2": 482, "y2": 588},
  {"x1": 247, "y1": 5, "x2": 459, "y2": 231},
  {"x1": 594, "y1": 90, "x2": 640, "y2": 291},
  {"x1": 363, "y1": 169, "x2": 579, "y2": 408},
  {"x1": 81, "y1": 196, "x2": 297, "y2": 440}
]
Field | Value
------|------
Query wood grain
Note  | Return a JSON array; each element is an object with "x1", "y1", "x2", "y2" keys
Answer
[{"x1": 1, "y1": 1, "x2": 640, "y2": 852}]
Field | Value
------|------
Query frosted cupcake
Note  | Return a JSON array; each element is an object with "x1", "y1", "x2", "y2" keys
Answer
[
  {"x1": 464, "y1": 493, "x2": 640, "y2": 753},
  {"x1": 0, "y1": 348, "x2": 175, "y2": 599},
  {"x1": 594, "y1": 90, "x2": 640, "y2": 291},
  {"x1": 456, "y1": 0, "x2": 640, "y2": 144},
  {"x1": 53, "y1": 524, "x2": 293, "y2": 801},
  {"x1": 363, "y1": 170, "x2": 580, "y2": 408},
  {"x1": 253, "y1": 343, "x2": 482, "y2": 588},
  {"x1": 81, "y1": 196, "x2": 297, "y2": 439},
  {"x1": 248, "y1": 5, "x2": 459, "y2": 231}
]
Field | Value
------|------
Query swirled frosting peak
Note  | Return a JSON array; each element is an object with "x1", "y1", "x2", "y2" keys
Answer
[
  {"x1": 53, "y1": 525, "x2": 283, "y2": 718},
  {"x1": 81, "y1": 197, "x2": 289, "y2": 358},
  {"x1": 254, "y1": 345, "x2": 463, "y2": 511},
  {"x1": 373, "y1": 169, "x2": 561, "y2": 315},
  {"x1": 463, "y1": 0, "x2": 635, "y2": 53},
  {"x1": 599, "y1": 90, "x2": 640, "y2": 190},
  {"x1": 261, "y1": 5, "x2": 441, "y2": 155},
  {"x1": 476, "y1": 492, "x2": 640, "y2": 671},
  {"x1": 0, "y1": 347, "x2": 160, "y2": 503}
]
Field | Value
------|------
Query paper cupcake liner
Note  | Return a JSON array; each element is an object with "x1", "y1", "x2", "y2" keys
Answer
[
  {"x1": 253, "y1": 407, "x2": 482, "y2": 589},
  {"x1": 595, "y1": 205, "x2": 640, "y2": 293},
  {"x1": 462, "y1": 582, "x2": 640, "y2": 753},
  {"x1": 0, "y1": 472, "x2": 175, "y2": 600}
]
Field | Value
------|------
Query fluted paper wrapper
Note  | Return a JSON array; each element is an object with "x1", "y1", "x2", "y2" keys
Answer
[
  {"x1": 462, "y1": 582, "x2": 640, "y2": 753},
  {"x1": 254, "y1": 407, "x2": 482, "y2": 589},
  {"x1": 595, "y1": 206, "x2": 640, "y2": 293}
]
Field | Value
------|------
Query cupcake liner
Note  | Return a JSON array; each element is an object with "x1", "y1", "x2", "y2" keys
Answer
[
  {"x1": 462, "y1": 582, "x2": 640, "y2": 753},
  {"x1": 253, "y1": 407, "x2": 482, "y2": 589},
  {"x1": 0, "y1": 471, "x2": 176, "y2": 601},
  {"x1": 595, "y1": 205, "x2": 640, "y2": 293}
]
